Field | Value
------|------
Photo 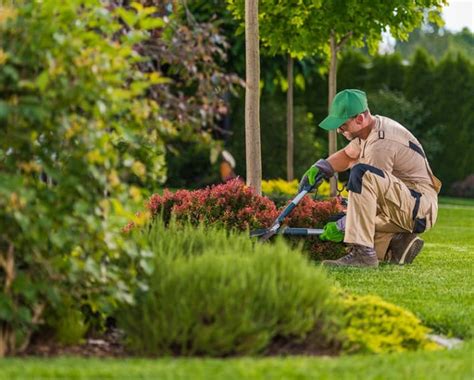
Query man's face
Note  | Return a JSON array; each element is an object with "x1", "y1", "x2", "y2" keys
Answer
[{"x1": 337, "y1": 115, "x2": 362, "y2": 141}]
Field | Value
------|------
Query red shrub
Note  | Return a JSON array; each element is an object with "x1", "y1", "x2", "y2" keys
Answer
[
  {"x1": 128, "y1": 179, "x2": 347, "y2": 260},
  {"x1": 146, "y1": 178, "x2": 278, "y2": 231},
  {"x1": 285, "y1": 196, "x2": 344, "y2": 228}
]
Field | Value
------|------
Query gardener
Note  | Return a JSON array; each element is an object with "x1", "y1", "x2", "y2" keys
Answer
[{"x1": 299, "y1": 89, "x2": 441, "y2": 267}]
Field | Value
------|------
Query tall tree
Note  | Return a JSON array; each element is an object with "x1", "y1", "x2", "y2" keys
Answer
[
  {"x1": 228, "y1": 0, "x2": 326, "y2": 181},
  {"x1": 244, "y1": 0, "x2": 262, "y2": 193}
]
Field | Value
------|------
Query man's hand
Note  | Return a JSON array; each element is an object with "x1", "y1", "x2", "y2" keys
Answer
[
  {"x1": 298, "y1": 159, "x2": 335, "y2": 193},
  {"x1": 319, "y1": 221, "x2": 344, "y2": 242},
  {"x1": 298, "y1": 166, "x2": 320, "y2": 192}
]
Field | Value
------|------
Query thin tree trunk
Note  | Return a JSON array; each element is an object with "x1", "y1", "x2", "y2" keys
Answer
[
  {"x1": 286, "y1": 54, "x2": 294, "y2": 181},
  {"x1": 245, "y1": 0, "x2": 262, "y2": 194},
  {"x1": 328, "y1": 32, "x2": 338, "y2": 196},
  {"x1": 0, "y1": 243, "x2": 16, "y2": 357}
]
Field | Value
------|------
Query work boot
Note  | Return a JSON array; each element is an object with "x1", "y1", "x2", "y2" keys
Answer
[
  {"x1": 386, "y1": 233, "x2": 424, "y2": 264},
  {"x1": 322, "y1": 244, "x2": 378, "y2": 268}
]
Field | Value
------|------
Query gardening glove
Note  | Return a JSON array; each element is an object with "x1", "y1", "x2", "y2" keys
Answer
[
  {"x1": 298, "y1": 159, "x2": 335, "y2": 193},
  {"x1": 320, "y1": 218, "x2": 345, "y2": 243}
]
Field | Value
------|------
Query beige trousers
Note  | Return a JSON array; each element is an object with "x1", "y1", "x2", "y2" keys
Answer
[{"x1": 344, "y1": 164, "x2": 438, "y2": 260}]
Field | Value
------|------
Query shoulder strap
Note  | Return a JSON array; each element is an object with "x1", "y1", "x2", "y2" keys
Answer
[{"x1": 376, "y1": 119, "x2": 442, "y2": 193}]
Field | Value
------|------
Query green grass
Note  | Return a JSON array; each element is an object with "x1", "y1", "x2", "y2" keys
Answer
[
  {"x1": 1, "y1": 197, "x2": 473, "y2": 379},
  {"x1": 327, "y1": 197, "x2": 474, "y2": 338},
  {"x1": 1, "y1": 341, "x2": 473, "y2": 380}
]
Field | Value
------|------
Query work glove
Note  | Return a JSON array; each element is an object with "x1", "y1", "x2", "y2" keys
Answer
[
  {"x1": 320, "y1": 216, "x2": 346, "y2": 243},
  {"x1": 298, "y1": 159, "x2": 335, "y2": 193},
  {"x1": 319, "y1": 222, "x2": 344, "y2": 243}
]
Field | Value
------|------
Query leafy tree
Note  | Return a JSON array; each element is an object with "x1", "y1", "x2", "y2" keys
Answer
[{"x1": 0, "y1": 0, "x2": 169, "y2": 355}]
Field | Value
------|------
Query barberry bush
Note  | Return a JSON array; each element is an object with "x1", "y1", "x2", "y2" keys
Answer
[{"x1": 146, "y1": 178, "x2": 279, "y2": 231}]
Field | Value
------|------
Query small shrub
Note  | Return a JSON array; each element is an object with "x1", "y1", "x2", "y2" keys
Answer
[
  {"x1": 342, "y1": 294, "x2": 440, "y2": 354},
  {"x1": 118, "y1": 221, "x2": 343, "y2": 356},
  {"x1": 52, "y1": 310, "x2": 88, "y2": 346},
  {"x1": 147, "y1": 178, "x2": 279, "y2": 231}
]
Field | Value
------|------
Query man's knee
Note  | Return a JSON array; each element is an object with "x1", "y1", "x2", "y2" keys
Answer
[{"x1": 347, "y1": 163, "x2": 385, "y2": 194}]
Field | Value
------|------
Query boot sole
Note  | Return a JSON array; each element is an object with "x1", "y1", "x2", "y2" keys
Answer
[
  {"x1": 399, "y1": 237, "x2": 424, "y2": 264},
  {"x1": 322, "y1": 260, "x2": 378, "y2": 268}
]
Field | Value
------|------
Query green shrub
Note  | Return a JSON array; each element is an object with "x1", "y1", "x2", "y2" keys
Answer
[
  {"x1": 118, "y1": 221, "x2": 343, "y2": 356},
  {"x1": 342, "y1": 295, "x2": 439, "y2": 354},
  {"x1": 0, "y1": 1, "x2": 167, "y2": 355},
  {"x1": 50, "y1": 311, "x2": 88, "y2": 346}
]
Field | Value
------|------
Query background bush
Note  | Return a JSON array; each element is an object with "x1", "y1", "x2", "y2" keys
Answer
[
  {"x1": 118, "y1": 221, "x2": 343, "y2": 356},
  {"x1": 0, "y1": 1, "x2": 165, "y2": 355}
]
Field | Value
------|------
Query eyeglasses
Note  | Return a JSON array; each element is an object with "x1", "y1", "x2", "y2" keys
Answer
[{"x1": 338, "y1": 114, "x2": 360, "y2": 132}]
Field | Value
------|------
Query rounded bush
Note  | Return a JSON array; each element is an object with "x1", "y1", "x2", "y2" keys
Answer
[
  {"x1": 342, "y1": 295, "x2": 440, "y2": 354},
  {"x1": 118, "y1": 223, "x2": 343, "y2": 356}
]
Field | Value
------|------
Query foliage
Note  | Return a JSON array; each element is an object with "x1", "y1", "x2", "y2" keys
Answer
[
  {"x1": 367, "y1": 89, "x2": 441, "y2": 160},
  {"x1": 0, "y1": 0, "x2": 166, "y2": 355},
  {"x1": 342, "y1": 294, "x2": 439, "y2": 354},
  {"x1": 230, "y1": 95, "x2": 323, "y2": 180},
  {"x1": 337, "y1": 50, "x2": 369, "y2": 90},
  {"x1": 427, "y1": 52, "x2": 474, "y2": 188},
  {"x1": 164, "y1": 136, "x2": 220, "y2": 189},
  {"x1": 143, "y1": 178, "x2": 278, "y2": 232},
  {"x1": 227, "y1": 0, "x2": 325, "y2": 60},
  {"x1": 449, "y1": 175, "x2": 474, "y2": 198},
  {"x1": 108, "y1": 1, "x2": 243, "y2": 188},
  {"x1": 396, "y1": 24, "x2": 474, "y2": 62},
  {"x1": 44, "y1": 303, "x2": 88, "y2": 346},
  {"x1": 262, "y1": 179, "x2": 348, "y2": 198},
  {"x1": 118, "y1": 221, "x2": 343, "y2": 356},
  {"x1": 124, "y1": 179, "x2": 346, "y2": 260},
  {"x1": 403, "y1": 48, "x2": 436, "y2": 108},
  {"x1": 366, "y1": 53, "x2": 405, "y2": 92}
]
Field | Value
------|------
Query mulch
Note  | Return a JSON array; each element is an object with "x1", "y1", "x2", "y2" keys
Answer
[{"x1": 20, "y1": 328, "x2": 340, "y2": 358}]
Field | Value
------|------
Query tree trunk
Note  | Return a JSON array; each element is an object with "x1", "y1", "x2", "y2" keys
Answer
[
  {"x1": 0, "y1": 243, "x2": 16, "y2": 357},
  {"x1": 244, "y1": 0, "x2": 262, "y2": 194},
  {"x1": 328, "y1": 32, "x2": 338, "y2": 196},
  {"x1": 286, "y1": 54, "x2": 294, "y2": 182}
]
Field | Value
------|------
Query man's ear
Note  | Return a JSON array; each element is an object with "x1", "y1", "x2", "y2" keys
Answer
[{"x1": 355, "y1": 113, "x2": 365, "y2": 124}]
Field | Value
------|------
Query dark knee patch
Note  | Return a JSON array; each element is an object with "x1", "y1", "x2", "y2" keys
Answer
[{"x1": 347, "y1": 164, "x2": 385, "y2": 194}]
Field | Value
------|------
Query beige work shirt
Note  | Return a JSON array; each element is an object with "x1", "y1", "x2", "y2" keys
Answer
[{"x1": 344, "y1": 115, "x2": 439, "y2": 195}]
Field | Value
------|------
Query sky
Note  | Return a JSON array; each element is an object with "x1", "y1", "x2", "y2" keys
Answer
[{"x1": 442, "y1": 0, "x2": 474, "y2": 32}]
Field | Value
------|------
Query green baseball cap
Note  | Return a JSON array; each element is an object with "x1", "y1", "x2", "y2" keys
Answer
[{"x1": 319, "y1": 89, "x2": 368, "y2": 131}]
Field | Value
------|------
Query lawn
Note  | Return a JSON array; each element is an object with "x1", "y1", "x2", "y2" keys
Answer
[{"x1": 0, "y1": 198, "x2": 473, "y2": 380}]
